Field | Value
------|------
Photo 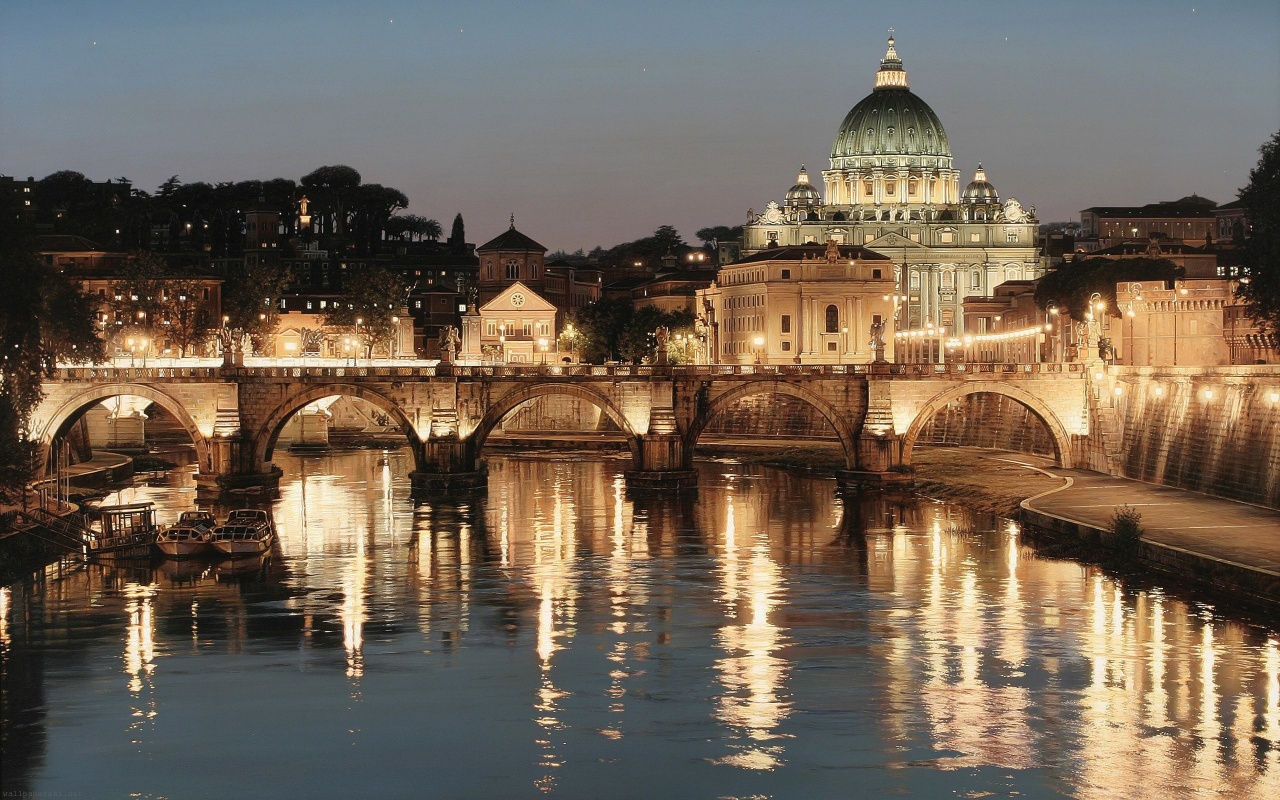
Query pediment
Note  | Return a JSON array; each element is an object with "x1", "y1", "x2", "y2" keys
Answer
[
  {"x1": 863, "y1": 232, "x2": 928, "y2": 251},
  {"x1": 480, "y1": 281, "x2": 557, "y2": 314}
]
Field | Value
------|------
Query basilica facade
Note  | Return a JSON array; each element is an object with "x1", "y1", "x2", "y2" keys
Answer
[{"x1": 741, "y1": 36, "x2": 1042, "y2": 333}]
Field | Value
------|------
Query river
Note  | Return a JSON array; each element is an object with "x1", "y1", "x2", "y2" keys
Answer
[{"x1": 2, "y1": 450, "x2": 1277, "y2": 799}]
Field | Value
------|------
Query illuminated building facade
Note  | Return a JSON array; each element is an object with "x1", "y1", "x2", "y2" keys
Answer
[
  {"x1": 697, "y1": 241, "x2": 895, "y2": 364},
  {"x1": 740, "y1": 36, "x2": 1042, "y2": 334}
]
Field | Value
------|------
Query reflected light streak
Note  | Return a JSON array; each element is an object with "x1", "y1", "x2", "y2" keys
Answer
[
  {"x1": 122, "y1": 582, "x2": 159, "y2": 733},
  {"x1": 713, "y1": 536, "x2": 790, "y2": 771},
  {"x1": 0, "y1": 587, "x2": 9, "y2": 647}
]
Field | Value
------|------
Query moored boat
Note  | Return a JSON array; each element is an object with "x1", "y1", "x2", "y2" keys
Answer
[
  {"x1": 84, "y1": 502, "x2": 159, "y2": 559},
  {"x1": 155, "y1": 510, "x2": 218, "y2": 558},
  {"x1": 209, "y1": 508, "x2": 276, "y2": 557}
]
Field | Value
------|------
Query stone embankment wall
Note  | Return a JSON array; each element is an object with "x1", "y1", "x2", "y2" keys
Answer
[{"x1": 1111, "y1": 366, "x2": 1280, "y2": 508}]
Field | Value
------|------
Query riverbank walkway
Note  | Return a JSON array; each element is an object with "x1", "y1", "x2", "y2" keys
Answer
[{"x1": 992, "y1": 453, "x2": 1280, "y2": 607}]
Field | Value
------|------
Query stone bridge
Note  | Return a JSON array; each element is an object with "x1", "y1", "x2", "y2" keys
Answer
[{"x1": 33, "y1": 361, "x2": 1094, "y2": 496}]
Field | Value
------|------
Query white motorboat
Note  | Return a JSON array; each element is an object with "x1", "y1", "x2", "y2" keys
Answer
[
  {"x1": 209, "y1": 508, "x2": 276, "y2": 557},
  {"x1": 155, "y1": 510, "x2": 218, "y2": 558}
]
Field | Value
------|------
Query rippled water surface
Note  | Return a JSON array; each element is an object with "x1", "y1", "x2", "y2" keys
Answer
[{"x1": 2, "y1": 451, "x2": 1278, "y2": 799}]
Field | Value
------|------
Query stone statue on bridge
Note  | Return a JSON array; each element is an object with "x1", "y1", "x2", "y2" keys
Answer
[
  {"x1": 438, "y1": 326, "x2": 460, "y2": 362},
  {"x1": 653, "y1": 326, "x2": 670, "y2": 365},
  {"x1": 870, "y1": 319, "x2": 887, "y2": 363}
]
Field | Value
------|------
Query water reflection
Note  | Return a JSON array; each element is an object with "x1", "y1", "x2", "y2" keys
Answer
[{"x1": 1, "y1": 451, "x2": 1278, "y2": 799}]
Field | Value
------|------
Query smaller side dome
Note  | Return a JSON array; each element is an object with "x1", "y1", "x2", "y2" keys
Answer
[
  {"x1": 785, "y1": 165, "x2": 822, "y2": 208},
  {"x1": 961, "y1": 163, "x2": 999, "y2": 204}
]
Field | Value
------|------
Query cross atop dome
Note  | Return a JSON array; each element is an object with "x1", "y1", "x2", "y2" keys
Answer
[{"x1": 875, "y1": 32, "x2": 909, "y2": 90}]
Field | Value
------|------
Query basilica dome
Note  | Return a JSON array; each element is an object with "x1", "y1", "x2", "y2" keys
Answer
[
  {"x1": 961, "y1": 164, "x2": 999, "y2": 203},
  {"x1": 785, "y1": 166, "x2": 822, "y2": 207},
  {"x1": 829, "y1": 37, "x2": 951, "y2": 161}
]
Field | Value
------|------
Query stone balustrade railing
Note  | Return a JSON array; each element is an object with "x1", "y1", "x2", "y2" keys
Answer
[{"x1": 50, "y1": 361, "x2": 1084, "y2": 381}]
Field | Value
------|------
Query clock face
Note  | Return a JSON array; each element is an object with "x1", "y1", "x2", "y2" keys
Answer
[{"x1": 511, "y1": 292, "x2": 526, "y2": 307}]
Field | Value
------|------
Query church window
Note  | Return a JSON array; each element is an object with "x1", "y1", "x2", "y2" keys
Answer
[
  {"x1": 827, "y1": 342, "x2": 838, "y2": 351},
  {"x1": 941, "y1": 231, "x2": 955, "y2": 243},
  {"x1": 781, "y1": 269, "x2": 791, "y2": 279},
  {"x1": 1006, "y1": 269, "x2": 1020, "y2": 281},
  {"x1": 941, "y1": 272, "x2": 954, "y2": 289},
  {"x1": 864, "y1": 181, "x2": 873, "y2": 196},
  {"x1": 825, "y1": 305, "x2": 839, "y2": 333},
  {"x1": 908, "y1": 179, "x2": 918, "y2": 195},
  {"x1": 873, "y1": 269, "x2": 883, "y2": 279},
  {"x1": 971, "y1": 271, "x2": 982, "y2": 289},
  {"x1": 523, "y1": 321, "x2": 532, "y2": 336},
  {"x1": 781, "y1": 315, "x2": 791, "y2": 334},
  {"x1": 506, "y1": 260, "x2": 520, "y2": 279},
  {"x1": 886, "y1": 181, "x2": 896, "y2": 195},
  {"x1": 781, "y1": 341, "x2": 791, "y2": 351},
  {"x1": 910, "y1": 274, "x2": 920, "y2": 290},
  {"x1": 971, "y1": 233, "x2": 981, "y2": 242},
  {"x1": 865, "y1": 234, "x2": 875, "y2": 244}
]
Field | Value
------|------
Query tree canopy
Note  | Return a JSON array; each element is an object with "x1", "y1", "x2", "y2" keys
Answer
[
  {"x1": 322, "y1": 264, "x2": 407, "y2": 357},
  {"x1": 1237, "y1": 130, "x2": 1280, "y2": 347},
  {"x1": 1, "y1": 197, "x2": 105, "y2": 503},
  {"x1": 569, "y1": 299, "x2": 694, "y2": 364},
  {"x1": 1034, "y1": 256, "x2": 1184, "y2": 322}
]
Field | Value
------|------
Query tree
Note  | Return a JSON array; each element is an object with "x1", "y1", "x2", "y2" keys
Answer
[
  {"x1": 322, "y1": 264, "x2": 407, "y2": 358},
  {"x1": 300, "y1": 165, "x2": 361, "y2": 236},
  {"x1": 695, "y1": 225, "x2": 743, "y2": 248},
  {"x1": 570, "y1": 299, "x2": 633, "y2": 363},
  {"x1": 164, "y1": 277, "x2": 215, "y2": 357},
  {"x1": 1034, "y1": 256, "x2": 1183, "y2": 322},
  {"x1": 1238, "y1": 130, "x2": 1280, "y2": 347},
  {"x1": 224, "y1": 262, "x2": 292, "y2": 355},
  {"x1": 1, "y1": 199, "x2": 105, "y2": 503},
  {"x1": 617, "y1": 306, "x2": 695, "y2": 363},
  {"x1": 109, "y1": 252, "x2": 172, "y2": 354}
]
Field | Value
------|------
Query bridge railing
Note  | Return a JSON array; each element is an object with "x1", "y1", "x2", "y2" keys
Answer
[{"x1": 49, "y1": 362, "x2": 1085, "y2": 381}]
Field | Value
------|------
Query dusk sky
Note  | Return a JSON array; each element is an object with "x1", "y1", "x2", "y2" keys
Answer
[{"x1": 3, "y1": 1, "x2": 1278, "y2": 252}]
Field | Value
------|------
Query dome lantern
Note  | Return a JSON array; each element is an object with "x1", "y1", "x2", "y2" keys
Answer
[{"x1": 875, "y1": 33, "x2": 909, "y2": 90}]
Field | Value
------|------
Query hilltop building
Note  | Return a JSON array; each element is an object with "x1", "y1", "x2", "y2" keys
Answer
[{"x1": 739, "y1": 36, "x2": 1042, "y2": 335}]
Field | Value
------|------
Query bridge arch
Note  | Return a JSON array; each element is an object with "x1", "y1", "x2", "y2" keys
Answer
[
  {"x1": 253, "y1": 384, "x2": 422, "y2": 469},
  {"x1": 900, "y1": 382, "x2": 1075, "y2": 468},
  {"x1": 470, "y1": 383, "x2": 642, "y2": 465},
  {"x1": 35, "y1": 383, "x2": 212, "y2": 475},
  {"x1": 687, "y1": 380, "x2": 860, "y2": 470}
]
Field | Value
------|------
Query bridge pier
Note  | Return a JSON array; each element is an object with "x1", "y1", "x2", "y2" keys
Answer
[
  {"x1": 835, "y1": 432, "x2": 914, "y2": 489},
  {"x1": 624, "y1": 432, "x2": 697, "y2": 491},
  {"x1": 195, "y1": 424, "x2": 282, "y2": 500},
  {"x1": 411, "y1": 412, "x2": 488, "y2": 497}
]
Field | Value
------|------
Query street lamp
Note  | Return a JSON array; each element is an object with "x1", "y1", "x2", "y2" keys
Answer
[
  {"x1": 753, "y1": 335, "x2": 764, "y2": 365},
  {"x1": 390, "y1": 316, "x2": 399, "y2": 359},
  {"x1": 538, "y1": 337, "x2": 548, "y2": 365}
]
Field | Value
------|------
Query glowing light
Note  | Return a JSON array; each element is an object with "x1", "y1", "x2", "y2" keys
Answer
[
  {"x1": 1203, "y1": 389, "x2": 1214, "y2": 400},
  {"x1": 1114, "y1": 386, "x2": 1124, "y2": 396}
]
